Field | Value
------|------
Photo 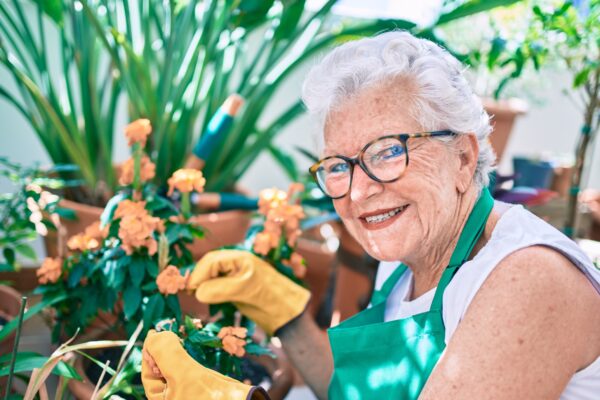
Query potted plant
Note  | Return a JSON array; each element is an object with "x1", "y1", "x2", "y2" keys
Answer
[
  {"x1": 0, "y1": 158, "x2": 76, "y2": 393},
  {"x1": 58, "y1": 182, "x2": 309, "y2": 399},
  {"x1": 33, "y1": 121, "x2": 209, "y2": 344},
  {"x1": 526, "y1": 0, "x2": 600, "y2": 237},
  {"x1": 0, "y1": 1, "x2": 522, "y2": 203}
]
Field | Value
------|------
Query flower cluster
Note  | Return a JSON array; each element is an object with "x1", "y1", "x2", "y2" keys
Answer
[
  {"x1": 124, "y1": 118, "x2": 152, "y2": 147},
  {"x1": 253, "y1": 183, "x2": 306, "y2": 278},
  {"x1": 115, "y1": 200, "x2": 165, "y2": 255},
  {"x1": 67, "y1": 221, "x2": 107, "y2": 252},
  {"x1": 119, "y1": 155, "x2": 156, "y2": 186},
  {"x1": 218, "y1": 326, "x2": 248, "y2": 357},
  {"x1": 36, "y1": 257, "x2": 63, "y2": 284},
  {"x1": 35, "y1": 119, "x2": 205, "y2": 341},
  {"x1": 167, "y1": 169, "x2": 206, "y2": 196},
  {"x1": 156, "y1": 265, "x2": 189, "y2": 295}
]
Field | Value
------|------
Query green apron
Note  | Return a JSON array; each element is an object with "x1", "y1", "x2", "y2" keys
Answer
[{"x1": 328, "y1": 189, "x2": 494, "y2": 400}]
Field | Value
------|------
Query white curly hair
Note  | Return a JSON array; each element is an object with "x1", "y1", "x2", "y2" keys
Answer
[{"x1": 301, "y1": 30, "x2": 496, "y2": 189}]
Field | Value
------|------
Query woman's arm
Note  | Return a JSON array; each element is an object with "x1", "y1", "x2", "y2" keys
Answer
[
  {"x1": 278, "y1": 312, "x2": 334, "y2": 400},
  {"x1": 420, "y1": 245, "x2": 600, "y2": 399}
]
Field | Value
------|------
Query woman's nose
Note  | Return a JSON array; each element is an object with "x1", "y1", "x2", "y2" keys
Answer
[{"x1": 349, "y1": 164, "x2": 383, "y2": 203}]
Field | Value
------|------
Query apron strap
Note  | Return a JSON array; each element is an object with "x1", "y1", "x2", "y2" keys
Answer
[
  {"x1": 430, "y1": 188, "x2": 495, "y2": 312},
  {"x1": 370, "y1": 264, "x2": 408, "y2": 305}
]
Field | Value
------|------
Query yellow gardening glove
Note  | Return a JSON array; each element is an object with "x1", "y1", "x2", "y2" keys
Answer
[
  {"x1": 142, "y1": 330, "x2": 270, "y2": 400},
  {"x1": 188, "y1": 249, "x2": 311, "y2": 335}
]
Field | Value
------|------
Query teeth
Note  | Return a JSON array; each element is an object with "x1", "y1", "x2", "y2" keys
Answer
[{"x1": 364, "y1": 206, "x2": 407, "y2": 224}]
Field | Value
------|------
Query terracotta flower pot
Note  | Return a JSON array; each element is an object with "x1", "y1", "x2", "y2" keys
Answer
[
  {"x1": 0, "y1": 285, "x2": 22, "y2": 391},
  {"x1": 43, "y1": 199, "x2": 104, "y2": 258},
  {"x1": 483, "y1": 98, "x2": 528, "y2": 164},
  {"x1": 43, "y1": 200, "x2": 251, "y2": 262},
  {"x1": 187, "y1": 210, "x2": 252, "y2": 261},
  {"x1": 331, "y1": 224, "x2": 378, "y2": 325},
  {"x1": 295, "y1": 237, "x2": 335, "y2": 321}
]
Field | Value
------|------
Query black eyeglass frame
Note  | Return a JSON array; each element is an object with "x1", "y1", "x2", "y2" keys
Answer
[{"x1": 309, "y1": 130, "x2": 457, "y2": 199}]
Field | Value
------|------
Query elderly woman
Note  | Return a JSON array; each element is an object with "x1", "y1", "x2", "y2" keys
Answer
[{"x1": 142, "y1": 31, "x2": 600, "y2": 399}]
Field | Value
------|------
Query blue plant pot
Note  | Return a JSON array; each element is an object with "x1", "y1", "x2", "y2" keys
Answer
[{"x1": 513, "y1": 157, "x2": 555, "y2": 189}]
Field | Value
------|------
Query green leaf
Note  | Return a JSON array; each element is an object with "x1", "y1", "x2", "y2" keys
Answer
[
  {"x1": 487, "y1": 37, "x2": 507, "y2": 69},
  {"x1": 144, "y1": 294, "x2": 165, "y2": 330},
  {"x1": 145, "y1": 259, "x2": 159, "y2": 278},
  {"x1": 573, "y1": 67, "x2": 591, "y2": 87},
  {"x1": 268, "y1": 144, "x2": 299, "y2": 181},
  {"x1": 187, "y1": 330, "x2": 221, "y2": 348},
  {"x1": 53, "y1": 207, "x2": 77, "y2": 220},
  {"x1": 123, "y1": 285, "x2": 142, "y2": 319},
  {"x1": 3, "y1": 247, "x2": 15, "y2": 266},
  {"x1": 232, "y1": 0, "x2": 275, "y2": 29},
  {"x1": 0, "y1": 293, "x2": 67, "y2": 341},
  {"x1": 13, "y1": 243, "x2": 36, "y2": 261},
  {"x1": 100, "y1": 192, "x2": 128, "y2": 228},
  {"x1": 165, "y1": 294, "x2": 182, "y2": 321},
  {"x1": 33, "y1": 0, "x2": 63, "y2": 25},
  {"x1": 0, "y1": 352, "x2": 81, "y2": 379},
  {"x1": 68, "y1": 263, "x2": 86, "y2": 288},
  {"x1": 436, "y1": 0, "x2": 522, "y2": 26},
  {"x1": 245, "y1": 343, "x2": 275, "y2": 357},
  {"x1": 141, "y1": 281, "x2": 158, "y2": 291},
  {"x1": 129, "y1": 257, "x2": 146, "y2": 286},
  {"x1": 0, "y1": 263, "x2": 14, "y2": 272},
  {"x1": 273, "y1": 0, "x2": 306, "y2": 41}
]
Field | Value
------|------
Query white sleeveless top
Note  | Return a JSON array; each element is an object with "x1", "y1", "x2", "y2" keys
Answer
[{"x1": 374, "y1": 203, "x2": 600, "y2": 400}]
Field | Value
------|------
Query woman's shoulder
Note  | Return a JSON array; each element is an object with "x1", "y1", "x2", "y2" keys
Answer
[
  {"x1": 443, "y1": 201, "x2": 600, "y2": 371},
  {"x1": 423, "y1": 242, "x2": 600, "y2": 399}
]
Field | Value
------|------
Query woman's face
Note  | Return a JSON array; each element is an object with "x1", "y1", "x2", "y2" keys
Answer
[{"x1": 324, "y1": 86, "x2": 466, "y2": 262}]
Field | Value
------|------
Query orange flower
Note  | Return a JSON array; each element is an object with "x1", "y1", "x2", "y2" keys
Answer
[
  {"x1": 37, "y1": 257, "x2": 63, "y2": 284},
  {"x1": 258, "y1": 188, "x2": 288, "y2": 216},
  {"x1": 119, "y1": 155, "x2": 156, "y2": 186},
  {"x1": 67, "y1": 221, "x2": 106, "y2": 252},
  {"x1": 117, "y1": 206, "x2": 163, "y2": 255},
  {"x1": 114, "y1": 200, "x2": 148, "y2": 220},
  {"x1": 156, "y1": 265, "x2": 190, "y2": 295},
  {"x1": 283, "y1": 252, "x2": 306, "y2": 279},
  {"x1": 286, "y1": 182, "x2": 305, "y2": 200},
  {"x1": 218, "y1": 327, "x2": 247, "y2": 357},
  {"x1": 167, "y1": 169, "x2": 206, "y2": 196},
  {"x1": 125, "y1": 119, "x2": 152, "y2": 147},
  {"x1": 253, "y1": 231, "x2": 281, "y2": 256}
]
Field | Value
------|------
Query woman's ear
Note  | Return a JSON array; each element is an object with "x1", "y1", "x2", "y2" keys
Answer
[{"x1": 455, "y1": 134, "x2": 479, "y2": 194}]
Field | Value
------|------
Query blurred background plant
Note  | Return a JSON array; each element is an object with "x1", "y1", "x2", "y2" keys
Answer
[
  {"x1": 0, "y1": 0, "x2": 523, "y2": 207},
  {"x1": 527, "y1": 0, "x2": 600, "y2": 236},
  {"x1": 0, "y1": 157, "x2": 77, "y2": 272}
]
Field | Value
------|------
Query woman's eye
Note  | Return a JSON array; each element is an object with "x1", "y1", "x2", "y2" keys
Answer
[
  {"x1": 377, "y1": 145, "x2": 404, "y2": 160},
  {"x1": 328, "y1": 162, "x2": 349, "y2": 174}
]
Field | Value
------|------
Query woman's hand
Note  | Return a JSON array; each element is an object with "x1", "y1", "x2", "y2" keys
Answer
[
  {"x1": 142, "y1": 330, "x2": 269, "y2": 400},
  {"x1": 188, "y1": 249, "x2": 311, "y2": 335}
]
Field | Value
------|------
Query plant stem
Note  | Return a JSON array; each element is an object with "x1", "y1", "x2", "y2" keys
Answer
[
  {"x1": 4, "y1": 296, "x2": 27, "y2": 400},
  {"x1": 564, "y1": 71, "x2": 600, "y2": 238},
  {"x1": 133, "y1": 142, "x2": 142, "y2": 195},
  {"x1": 181, "y1": 192, "x2": 191, "y2": 219}
]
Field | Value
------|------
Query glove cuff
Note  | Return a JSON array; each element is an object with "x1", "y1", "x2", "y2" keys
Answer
[{"x1": 247, "y1": 386, "x2": 271, "y2": 400}]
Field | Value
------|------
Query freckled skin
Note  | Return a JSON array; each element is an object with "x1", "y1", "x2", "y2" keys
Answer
[
  {"x1": 276, "y1": 84, "x2": 600, "y2": 400},
  {"x1": 324, "y1": 83, "x2": 479, "y2": 297}
]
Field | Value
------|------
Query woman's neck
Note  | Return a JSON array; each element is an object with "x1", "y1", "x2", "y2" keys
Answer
[{"x1": 405, "y1": 188, "x2": 488, "y2": 300}]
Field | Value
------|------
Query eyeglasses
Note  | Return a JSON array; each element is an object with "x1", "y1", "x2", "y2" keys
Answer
[{"x1": 309, "y1": 130, "x2": 456, "y2": 199}]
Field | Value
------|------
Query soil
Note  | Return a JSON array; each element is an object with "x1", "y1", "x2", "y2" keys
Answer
[{"x1": 239, "y1": 357, "x2": 271, "y2": 386}]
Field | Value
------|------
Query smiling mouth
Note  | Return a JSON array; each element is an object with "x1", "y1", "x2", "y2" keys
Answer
[{"x1": 360, "y1": 205, "x2": 409, "y2": 225}]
